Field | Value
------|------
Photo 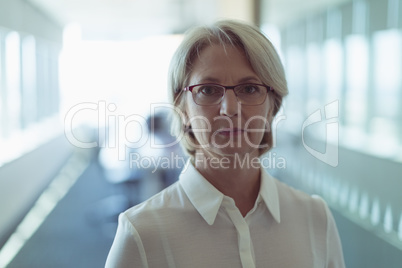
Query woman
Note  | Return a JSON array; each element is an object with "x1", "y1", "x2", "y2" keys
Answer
[{"x1": 105, "y1": 20, "x2": 345, "y2": 268}]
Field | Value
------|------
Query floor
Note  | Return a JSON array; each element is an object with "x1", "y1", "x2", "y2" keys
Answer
[{"x1": 7, "y1": 159, "x2": 165, "y2": 268}]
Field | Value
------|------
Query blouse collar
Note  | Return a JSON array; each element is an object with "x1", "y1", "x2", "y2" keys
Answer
[{"x1": 179, "y1": 160, "x2": 280, "y2": 225}]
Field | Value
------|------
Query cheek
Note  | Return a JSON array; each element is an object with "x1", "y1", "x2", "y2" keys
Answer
[
  {"x1": 185, "y1": 95, "x2": 216, "y2": 127},
  {"x1": 186, "y1": 105, "x2": 210, "y2": 128},
  {"x1": 243, "y1": 107, "x2": 271, "y2": 146},
  {"x1": 245, "y1": 119, "x2": 268, "y2": 145},
  {"x1": 185, "y1": 99, "x2": 215, "y2": 144},
  {"x1": 188, "y1": 115, "x2": 213, "y2": 147},
  {"x1": 244, "y1": 106, "x2": 270, "y2": 129}
]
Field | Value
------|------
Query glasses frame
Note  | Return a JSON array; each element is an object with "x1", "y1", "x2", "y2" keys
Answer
[{"x1": 183, "y1": 83, "x2": 274, "y2": 106}]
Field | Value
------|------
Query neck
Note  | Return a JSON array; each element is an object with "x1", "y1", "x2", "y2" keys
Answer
[{"x1": 194, "y1": 150, "x2": 261, "y2": 216}]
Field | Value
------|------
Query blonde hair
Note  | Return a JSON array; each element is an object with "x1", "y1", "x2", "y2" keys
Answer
[{"x1": 167, "y1": 20, "x2": 288, "y2": 159}]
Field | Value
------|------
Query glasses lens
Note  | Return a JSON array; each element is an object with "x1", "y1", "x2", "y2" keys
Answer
[
  {"x1": 235, "y1": 84, "x2": 267, "y2": 105},
  {"x1": 193, "y1": 84, "x2": 224, "y2": 105}
]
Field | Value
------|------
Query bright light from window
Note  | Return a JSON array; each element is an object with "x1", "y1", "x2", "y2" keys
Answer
[
  {"x1": 372, "y1": 29, "x2": 401, "y2": 117},
  {"x1": 306, "y1": 43, "x2": 322, "y2": 111},
  {"x1": 5, "y1": 31, "x2": 21, "y2": 137},
  {"x1": 284, "y1": 46, "x2": 306, "y2": 132},
  {"x1": 369, "y1": 29, "x2": 402, "y2": 155},
  {"x1": 60, "y1": 24, "x2": 183, "y2": 131},
  {"x1": 261, "y1": 24, "x2": 283, "y2": 63},
  {"x1": 344, "y1": 34, "x2": 368, "y2": 130},
  {"x1": 0, "y1": 31, "x2": 61, "y2": 167},
  {"x1": 22, "y1": 35, "x2": 37, "y2": 127},
  {"x1": 0, "y1": 32, "x2": 3, "y2": 139},
  {"x1": 323, "y1": 38, "x2": 342, "y2": 103}
]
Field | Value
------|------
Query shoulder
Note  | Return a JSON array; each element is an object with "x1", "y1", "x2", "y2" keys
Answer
[
  {"x1": 272, "y1": 178, "x2": 337, "y2": 254},
  {"x1": 121, "y1": 181, "x2": 196, "y2": 228},
  {"x1": 273, "y1": 178, "x2": 330, "y2": 226},
  {"x1": 274, "y1": 178, "x2": 326, "y2": 206},
  {"x1": 116, "y1": 181, "x2": 206, "y2": 254},
  {"x1": 106, "y1": 184, "x2": 187, "y2": 268}
]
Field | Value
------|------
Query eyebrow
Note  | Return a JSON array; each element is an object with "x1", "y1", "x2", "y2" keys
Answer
[
  {"x1": 199, "y1": 77, "x2": 220, "y2": 83},
  {"x1": 238, "y1": 76, "x2": 261, "y2": 83},
  {"x1": 199, "y1": 76, "x2": 261, "y2": 84}
]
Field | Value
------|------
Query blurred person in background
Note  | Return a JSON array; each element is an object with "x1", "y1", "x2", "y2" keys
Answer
[
  {"x1": 144, "y1": 112, "x2": 184, "y2": 188},
  {"x1": 106, "y1": 20, "x2": 345, "y2": 268}
]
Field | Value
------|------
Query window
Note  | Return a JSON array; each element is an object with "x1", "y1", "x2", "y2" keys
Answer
[
  {"x1": 0, "y1": 30, "x2": 4, "y2": 139},
  {"x1": 5, "y1": 31, "x2": 22, "y2": 138},
  {"x1": 344, "y1": 35, "x2": 369, "y2": 134},
  {"x1": 370, "y1": 29, "x2": 402, "y2": 155},
  {"x1": 21, "y1": 35, "x2": 37, "y2": 128},
  {"x1": 306, "y1": 43, "x2": 323, "y2": 111},
  {"x1": 285, "y1": 46, "x2": 306, "y2": 128},
  {"x1": 323, "y1": 38, "x2": 343, "y2": 104},
  {"x1": 0, "y1": 29, "x2": 62, "y2": 167}
]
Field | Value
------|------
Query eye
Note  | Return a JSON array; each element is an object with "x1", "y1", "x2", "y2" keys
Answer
[
  {"x1": 198, "y1": 85, "x2": 222, "y2": 96},
  {"x1": 238, "y1": 84, "x2": 261, "y2": 94}
]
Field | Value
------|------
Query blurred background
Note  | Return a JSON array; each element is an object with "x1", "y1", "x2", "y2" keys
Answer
[{"x1": 0, "y1": 0, "x2": 401, "y2": 267}]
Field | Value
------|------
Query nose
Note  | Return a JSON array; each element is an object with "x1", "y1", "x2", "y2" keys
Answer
[{"x1": 220, "y1": 90, "x2": 239, "y2": 117}]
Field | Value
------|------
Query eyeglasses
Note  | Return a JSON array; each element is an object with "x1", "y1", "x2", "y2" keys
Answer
[{"x1": 183, "y1": 83, "x2": 273, "y2": 106}]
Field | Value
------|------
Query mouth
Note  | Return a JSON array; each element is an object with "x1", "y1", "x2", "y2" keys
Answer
[{"x1": 216, "y1": 128, "x2": 245, "y2": 136}]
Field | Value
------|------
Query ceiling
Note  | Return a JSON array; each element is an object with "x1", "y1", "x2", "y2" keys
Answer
[
  {"x1": 27, "y1": 0, "x2": 350, "y2": 40},
  {"x1": 28, "y1": 0, "x2": 222, "y2": 40}
]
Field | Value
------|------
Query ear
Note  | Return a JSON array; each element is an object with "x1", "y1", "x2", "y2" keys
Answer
[
  {"x1": 264, "y1": 107, "x2": 276, "y2": 134},
  {"x1": 180, "y1": 110, "x2": 193, "y2": 134},
  {"x1": 267, "y1": 98, "x2": 277, "y2": 123},
  {"x1": 184, "y1": 124, "x2": 192, "y2": 133}
]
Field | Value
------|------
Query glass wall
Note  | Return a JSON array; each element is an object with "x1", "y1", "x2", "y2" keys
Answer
[
  {"x1": 277, "y1": 0, "x2": 402, "y2": 160},
  {"x1": 260, "y1": 0, "x2": 402, "y2": 265},
  {"x1": 371, "y1": 29, "x2": 402, "y2": 155},
  {"x1": 0, "y1": 27, "x2": 61, "y2": 166},
  {"x1": 5, "y1": 31, "x2": 22, "y2": 137}
]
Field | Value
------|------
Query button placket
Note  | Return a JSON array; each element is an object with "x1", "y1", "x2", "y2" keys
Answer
[{"x1": 223, "y1": 198, "x2": 256, "y2": 268}]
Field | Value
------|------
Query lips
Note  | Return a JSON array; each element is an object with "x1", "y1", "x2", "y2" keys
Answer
[{"x1": 216, "y1": 128, "x2": 244, "y2": 136}]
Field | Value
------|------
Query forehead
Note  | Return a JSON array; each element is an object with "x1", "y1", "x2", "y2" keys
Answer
[{"x1": 189, "y1": 44, "x2": 260, "y2": 84}]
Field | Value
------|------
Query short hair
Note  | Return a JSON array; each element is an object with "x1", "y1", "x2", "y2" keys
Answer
[{"x1": 167, "y1": 19, "x2": 288, "y2": 159}]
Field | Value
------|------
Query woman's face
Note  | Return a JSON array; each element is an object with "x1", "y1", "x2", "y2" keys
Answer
[{"x1": 185, "y1": 44, "x2": 272, "y2": 157}]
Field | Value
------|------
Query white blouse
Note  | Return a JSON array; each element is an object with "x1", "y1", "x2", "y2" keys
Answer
[{"x1": 105, "y1": 162, "x2": 345, "y2": 268}]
